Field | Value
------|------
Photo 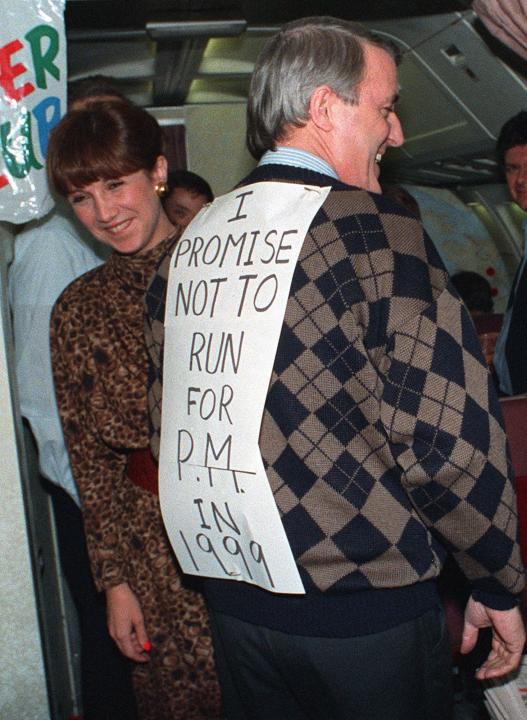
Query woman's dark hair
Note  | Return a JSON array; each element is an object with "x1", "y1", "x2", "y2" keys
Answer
[{"x1": 47, "y1": 100, "x2": 163, "y2": 196}]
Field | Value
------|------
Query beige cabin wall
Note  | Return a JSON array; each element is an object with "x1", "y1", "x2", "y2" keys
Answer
[
  {"x1": 154, "y1": 102, "x2": 256, "y2": 197},
  {"x1": 185, "y1": 103, "x2": 256, "y2": 196}
]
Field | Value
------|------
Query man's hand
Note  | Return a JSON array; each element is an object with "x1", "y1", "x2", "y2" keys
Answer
[
  {"x1": 106, "y1": 582, "x2": 151, "y2": 663},
  {"x1": 461, "y1": 596, "x2": 525, "y2": 680}
]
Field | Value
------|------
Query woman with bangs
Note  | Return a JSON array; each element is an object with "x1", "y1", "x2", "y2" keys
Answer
[{"x1": 48, "y1": 100, "x2": 221, "y2": 720}]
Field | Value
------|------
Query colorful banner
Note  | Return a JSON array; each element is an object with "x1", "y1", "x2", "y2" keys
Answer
[{"x1": 0, "y1": 0, "x2": 66, "y2": 223}]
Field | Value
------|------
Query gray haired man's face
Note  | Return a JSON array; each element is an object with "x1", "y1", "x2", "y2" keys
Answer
[{"x1": 329, "y1": 44, "x2": 403, "y2": 192}]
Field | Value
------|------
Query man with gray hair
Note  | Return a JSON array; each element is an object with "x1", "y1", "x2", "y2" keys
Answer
[{"x1": 145, "y1": 16, "x2": 525, "y2": 720}]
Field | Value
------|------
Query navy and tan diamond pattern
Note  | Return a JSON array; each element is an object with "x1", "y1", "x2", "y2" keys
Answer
[
  {"x1": 145, "y1": 239, "x2": 177, "y2": 461},
  {"x1": 146, "y1": 165, "x2": 524, "y2": 604}
]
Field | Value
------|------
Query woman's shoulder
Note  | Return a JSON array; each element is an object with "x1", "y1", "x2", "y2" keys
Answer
[
  {"x1": 52, "y1": 263, "x2": 109, "y2": 329},
  {"x1": 56, "y1": 263, "x2": 107, "y2": 303}
]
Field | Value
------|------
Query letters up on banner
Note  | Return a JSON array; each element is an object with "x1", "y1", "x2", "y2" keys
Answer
[
  {"x1": 159, "y1": 181, "x2": 331, "y2": 595},
  {"x1": 0, "y1": 0, "x2": 66, "y2": 223}
]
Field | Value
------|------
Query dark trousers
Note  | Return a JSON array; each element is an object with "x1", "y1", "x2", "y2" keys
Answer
[
  {"x1": 48, "y1": 482, "x2": 138, "y2": 720},
  {"x1": 209, "y1": 605, "x2": 453, "y2": 720}
]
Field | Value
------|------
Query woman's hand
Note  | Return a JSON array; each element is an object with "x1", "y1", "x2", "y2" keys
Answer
[{"x1": 106, "y1": 582, "x2": 151, "y2": 663}]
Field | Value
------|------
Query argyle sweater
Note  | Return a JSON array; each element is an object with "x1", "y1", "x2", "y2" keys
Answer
[{"x1": 145, "y1": 164, "x2": 525, "y2": 637}]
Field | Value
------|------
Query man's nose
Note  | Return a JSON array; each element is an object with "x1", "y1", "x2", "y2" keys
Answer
[
  {"x1": 388, "y1": 113, "x2": 404, "y2": 148},
  {"x1": 517, "y1": 164, "x2": 527, "y2": 185}
]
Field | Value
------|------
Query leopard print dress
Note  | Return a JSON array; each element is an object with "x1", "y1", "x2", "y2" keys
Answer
[{"x1": 51, "y1": 235, "x2": 222, "y2": 720}]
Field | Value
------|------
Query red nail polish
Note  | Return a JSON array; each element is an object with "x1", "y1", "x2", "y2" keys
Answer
[{"x1": 143, "y1": 641, "x2": 152, "y2": 652}]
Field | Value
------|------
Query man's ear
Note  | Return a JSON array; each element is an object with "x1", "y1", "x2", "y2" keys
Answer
[{"x1": 309, "y1": 85, "x2": 338, "y2": 132}]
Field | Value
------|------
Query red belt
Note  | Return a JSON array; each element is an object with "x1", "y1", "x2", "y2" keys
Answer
[{"x1": 126, "y1": 448, "x2": 158, "y2": 495}]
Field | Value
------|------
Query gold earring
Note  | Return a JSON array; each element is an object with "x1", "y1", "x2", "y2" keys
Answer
[{"x1": 155, "y1": 181, "x2": 168, "y2": 197}]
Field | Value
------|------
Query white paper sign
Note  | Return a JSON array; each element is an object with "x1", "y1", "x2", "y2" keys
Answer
[
  {"x1": 0, "y1": 0, "x2": 66, "y2": 223},
  {"x1": 160, "y1": 181, "x2": 330, "y2": 594}
]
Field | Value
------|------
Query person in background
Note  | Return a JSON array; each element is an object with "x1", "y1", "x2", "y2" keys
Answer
[
  {"x1": 493, "y1": 110, "x2": 527, "y2": 395},
  {"x1": 143, "y1": 17, "x2": 525, "y2": 720},
  {"x1": 8, "y1": 76, "x2": 137, "y2": 720},
  {"x1": 67, "y1": 74, "x2": 128, "y2": 108},
  {"x1": 162, "y1": 169, "x2": 213, "y2": 227},
  {"x1": 47, "y1": 100, "x2": 221, "y2": 720}
]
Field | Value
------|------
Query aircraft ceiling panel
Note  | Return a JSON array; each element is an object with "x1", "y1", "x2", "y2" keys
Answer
[
  {"x1": 67, "y1": 40, "x2": 155, "y2": 80},
  {"x1": 391, "y1": 53, "x2": 490, "y2": 161},
  {"x1": 372, "y1": 11, "x2": 527, "y2": 184},
  {"x1": 411, "y1": 15, "x2": 527, "y2": 137}
]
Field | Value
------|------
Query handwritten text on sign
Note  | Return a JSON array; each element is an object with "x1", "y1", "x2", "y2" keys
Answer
[{"x1": 159, "y1": 181, "x2": 330, "y2": 594}]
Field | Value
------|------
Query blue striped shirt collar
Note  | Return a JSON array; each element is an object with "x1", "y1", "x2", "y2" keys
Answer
[{"x1": 259, "y1": 147, "x2": 339, "y2": 180}]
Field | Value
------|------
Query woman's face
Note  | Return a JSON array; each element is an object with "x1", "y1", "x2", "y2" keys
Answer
[{"x1": 67, "y1": 155, "x2": 173, "y2": 255}]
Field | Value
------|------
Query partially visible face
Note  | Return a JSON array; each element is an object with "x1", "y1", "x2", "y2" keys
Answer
[
  {"x1": 163, "y1": 187, "x2": 208, "y2": 227},
  {"x1": 330, "y1": 43, "x2": 404, "y2": 192},
  {"x1": 504, "y1": 144, "x2": 527, "y2": 211},
  {"x1": 67, "y1": 156, "x2": 174, "y2": 255}
]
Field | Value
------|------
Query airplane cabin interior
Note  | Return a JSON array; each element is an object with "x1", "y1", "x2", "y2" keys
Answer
[{"x1": 1, "y1": 1, "x2": 527, "y2": 718}]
